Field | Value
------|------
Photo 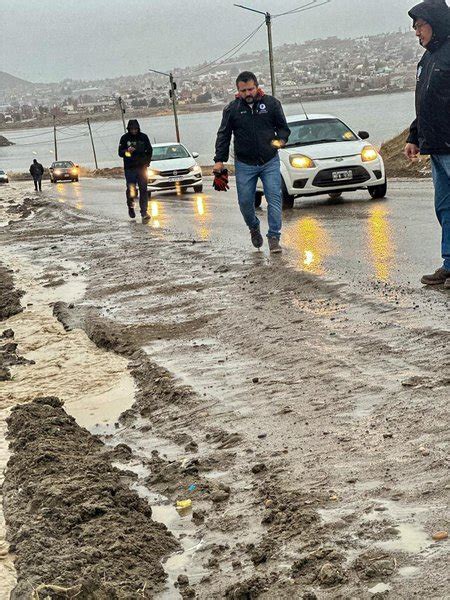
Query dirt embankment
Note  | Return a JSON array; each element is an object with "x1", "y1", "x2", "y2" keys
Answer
[
  {"x1": 3, "y1": 396, "x2": 179, "y2": 599},
  {"x1": 0, "y1": 135, "x2": 13, "y2": 147},
  {"x1": 379, "y1": 128, "x2": 431, "y2": 178}
]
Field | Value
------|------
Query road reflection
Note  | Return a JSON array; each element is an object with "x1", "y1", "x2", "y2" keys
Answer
[
  {"x1": 284, "y1": 215, "x2": 333, "y2": 275},
  {"x1": 366, "y1": 205, "x2": 396, "y2": 281},
  {"x1": 193, "y1": 194, "x2": 211, "y2": 240},
  {"x1": 149, "y1": 200, "x2": 163, "y2": 229}
]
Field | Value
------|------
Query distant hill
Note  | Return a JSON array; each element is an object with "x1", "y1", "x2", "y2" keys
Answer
[{"x1": 0, "y1": 72, "x2": 35, "y2": 93}]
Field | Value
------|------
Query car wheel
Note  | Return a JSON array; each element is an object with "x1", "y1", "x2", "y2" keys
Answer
[
  {"x1": 73, "y1": 177, "x2": 79, "y2": 182},
  {"x1": 368, "y1": 180, "x2": 387, "y2": 199},
  {"x1": 193, "y1": 185, "x2": 203, "y2": 193},
  {"x1": 255, "y1": 191, "x2": 263, "y2": 208},
  {"x1": 281, "y1": 180, "x2": 295, "y2": 209},
  {"x1": 328, "y1": 192, "x2": 343, "y2": 200}
]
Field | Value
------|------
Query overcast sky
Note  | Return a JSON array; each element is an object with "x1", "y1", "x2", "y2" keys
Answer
[{"x1": 1, "y1": 0, "x2": 420, "y2": 82}]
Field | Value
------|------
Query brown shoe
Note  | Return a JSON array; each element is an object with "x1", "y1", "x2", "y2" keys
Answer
[
  {"x1": 421, "y1": 267, "x2": 450, "y2": 285},
  {"x1": 141, "y1": 214, "x2": 151, "y2": 224},
  {"x1": 250, "y1": 227, "x2": 263, "y2": 249},
  {"x1": 268, "y1": 237, "x2": 282, "y2": 254}
]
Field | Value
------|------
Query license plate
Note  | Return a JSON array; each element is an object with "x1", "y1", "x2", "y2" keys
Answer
[
  {"x1": 332, "y1": 170, "x2": 352, "y2": 181},
  {"x1": 167, "y1": 176, "x2": 183, "y2": 182}
]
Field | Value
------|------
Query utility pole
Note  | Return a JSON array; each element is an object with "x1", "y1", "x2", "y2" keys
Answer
[
  {"x1": 234, "y1": 5, "x2": 276, "y2": 97},
  {"x1": 53, "y1": 114, "x2": 58, "y2": 161},
  {"x1": 235, "y1": 2, "x2": 331, "y2": 98},
  {"x1": 169, "y1": 72, "x2": 181, "y2": 143},
  {"x1": 149, "y1": 68, "x2": 181, "y2": 143},
  {"x1": 86, "y1": 118, "x2": 98, "y2": 170},
  {"x1": 265, "y1": 12, "x2": 276, "y2": 98},
  {"x1": 118, "y1": 96, "x2": 126, "y2": 133}
]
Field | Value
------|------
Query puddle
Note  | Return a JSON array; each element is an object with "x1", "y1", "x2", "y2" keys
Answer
[
  {"x1": 399, "y1": 565, "x2": 420, "y2": 578},
  {"x1": 113, "y1": 458, "x2": 208, "y2": 599},
  {"x1": 377, "y1": 523, "x2": 430, "y2": 554},
  {"x1": 369, "y1": 582, "x2": 391, "y2": 594},
  {"x1": 66, "y1": 374, "x2": 135, "y2": 430}
]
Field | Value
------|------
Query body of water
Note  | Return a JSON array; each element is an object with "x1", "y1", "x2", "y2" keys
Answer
[{"x1": 0, "y1": 91, "x2": 415, "y2": 172}]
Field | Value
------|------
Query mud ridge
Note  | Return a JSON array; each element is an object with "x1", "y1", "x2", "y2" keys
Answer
[{"x1": 3, "y1": 396, "x2": 179, "y2": 599}]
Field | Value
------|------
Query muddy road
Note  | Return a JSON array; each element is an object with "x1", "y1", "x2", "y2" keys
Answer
[{"x1": 0, "y1": 181, "x2": 448, "y2": 599}]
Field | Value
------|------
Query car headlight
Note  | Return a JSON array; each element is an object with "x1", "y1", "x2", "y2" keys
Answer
[
  {"x1": 189, "y1": 165, "x2": 202, "y2": 173},
  {"x1": 361, "y1": 145, "x2": 379, "y2": 162},
  {"x1": 289, "y1": 155, "x2": 315, "y2": 169},
  {"x1": 54, "y1": 170, "x2": 62, "y2": 175},
  {"x1": 148, "y1": 169, "x2": 160, "y2": 178},
  {"x1": 71, "y1": 168, "x2": 78, "y2": 175}
]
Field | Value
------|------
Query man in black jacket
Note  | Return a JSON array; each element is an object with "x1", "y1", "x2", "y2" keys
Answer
[
  {"x1": 405, "y1": 0, "x2": 450, "y2": 287},
  {"x1": 118, "y1": 119, "x2": 153, "y2": 223},
  {"x1": 29, "y1": 159, "x2": 44, "y2": 191},
  {"x1": 213, "y1": 72, "x2": 290, "y2": 253}
]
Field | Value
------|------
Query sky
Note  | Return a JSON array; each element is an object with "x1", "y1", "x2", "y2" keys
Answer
[{"x1": 0, "y1": 0, "x2": 420, "y2": 83}]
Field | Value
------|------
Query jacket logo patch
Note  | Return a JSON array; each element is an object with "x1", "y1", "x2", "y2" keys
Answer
[{"x1": 417, "y1": 65, "x2": 422, "y2": 81}]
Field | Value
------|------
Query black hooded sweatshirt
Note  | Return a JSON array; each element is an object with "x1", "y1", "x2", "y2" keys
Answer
[
  {"x1": 118, "y1": 119, "x2": 153, "y2": 169},
  {"x1": 407, "y1": 0, "x2": 450, "y2": 154}
]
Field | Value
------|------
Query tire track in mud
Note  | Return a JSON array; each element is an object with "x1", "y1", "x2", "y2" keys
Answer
[{"x1": 1, "y1": 186, "x2": 449, "y2": 599}]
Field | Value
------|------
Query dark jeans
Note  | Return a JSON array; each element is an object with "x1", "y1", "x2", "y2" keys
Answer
[
  {"x1": 125, "y1": 167, "x2": 148, "y2": 217},
  {"x1": 431, "y1": 155, "x2": 450, "y2": 271},
  {"x1": 33, "y1": 176, "x2": 42, "y2": 191}
]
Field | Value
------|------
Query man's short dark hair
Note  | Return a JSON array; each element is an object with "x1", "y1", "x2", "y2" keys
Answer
[{"x1": 236, "y1": 71, "x2": 259, "y2": 88}]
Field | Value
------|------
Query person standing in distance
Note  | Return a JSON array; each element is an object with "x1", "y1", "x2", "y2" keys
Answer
[
  {"x1": 118, "y1": 119, "x2": 153, "y2": 223},
  {"x1": 213, "y1": 72, "x2": 291, "y2": 253},
  {"x1": 29, "y1": 158, "x2": 44, "y2": 192},
  {"x1": 405, "y1": 0, "x2": 450, "y2": 288}
]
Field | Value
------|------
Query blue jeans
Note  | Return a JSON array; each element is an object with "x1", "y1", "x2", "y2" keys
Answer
[
  {"x1": 431, "y1": 155, "x2": 450, "y2": 270},
  {"x1": 235, "y1": 155, "x2": 282, "y2": 240},
  {"x1": 125, "y1": 167, "x2": 149, "y2": 216}
]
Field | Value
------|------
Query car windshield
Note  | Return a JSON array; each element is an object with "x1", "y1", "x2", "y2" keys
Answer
[
  {"x1": 152, "y1": 145, "x2": 190, "y2": 161},
  {"x1": 53, "y1": 162, "x2": 73, "y2": 168},
  {"x1": 0, "y1": 170, "x2": 5, "y2": 174},
  {"x1": 286, "y1": 118, "x2": 358, "y2": 147}
]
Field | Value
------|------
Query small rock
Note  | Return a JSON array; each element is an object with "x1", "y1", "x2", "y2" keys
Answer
[
  {"x1": 177, "y1": 574, "x2": 189, "y2": 587},
  {"x1": 251, "y1": 463, "x2": 267, "y2": 474},
  {"x1": 210, "y1": 490, "x2": 230, "y2": 503},
  {"x1": 419, "y1": 446, "x2": 430, "y2": 456},
  {"x1": 214, "y1": 265, "x2": 230, "y2": 273},
  {"x1": 432, "y1": 531, "x2": 448, "y2": 541},
  {"x1": 383, "y1": 433, "x2": 393, "y2": 439},
  {"x1": 1, "y1": 329, "x2": 14, "y2": 339},
  {"x1": 257, "y1": 433, "x2": 267, "y2": 439},
  {"x1": 303, "y1": 593, "x2": 318, "y2": 600},
  {"x1": 252, "y1": 377, "x2": 260, "y2": 384}
]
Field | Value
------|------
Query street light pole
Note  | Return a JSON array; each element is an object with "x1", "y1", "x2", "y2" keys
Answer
[
  {"x1": 234, "y1": 4, "x2": 276, "y2": 97},
  {"x1": 149, "y1": 68, "x2": 181, "y2": 143}
]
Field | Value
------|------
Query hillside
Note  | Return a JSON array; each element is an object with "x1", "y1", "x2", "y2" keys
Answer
[
  {"x1": 380, "y1": 128, "x2": 431, "y2": 178},
  {"x1": 0, "y1": 72, "x2": 35, "y2": 93}
]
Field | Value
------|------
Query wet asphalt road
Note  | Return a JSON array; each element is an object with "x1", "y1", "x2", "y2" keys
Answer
[{"x1": 45, "y1": 176, "x2": 443, "y2": 290}]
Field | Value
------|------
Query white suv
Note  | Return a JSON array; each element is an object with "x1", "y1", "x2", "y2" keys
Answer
[
  {"x1": 147, "y1": 143, "x2": 203, "y2": 196},
  {"x1": 257, "y1": 113, "x2": 387, "y2": 209}
]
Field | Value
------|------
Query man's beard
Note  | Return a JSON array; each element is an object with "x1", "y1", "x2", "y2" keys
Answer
[{"x1": 245, "y1": 96, "x2": 255, "y2": 104}]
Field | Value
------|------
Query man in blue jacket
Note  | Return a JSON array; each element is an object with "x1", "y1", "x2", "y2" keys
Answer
[
  {"x1": 118, "y1": 119, "x2": 153, "y2": 223},
  {"x1": 213, "y1": 72, "x2": 290, "y2": 253},
  {"x1": 405, "y1": 0, "x2": 450, "y2": 287}
]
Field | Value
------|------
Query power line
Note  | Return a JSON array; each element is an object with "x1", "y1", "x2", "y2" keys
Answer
[
  {"x1": 190, "y1": 23, "x2": 265, "y2": 78},
  {"x1": 274, "y1": 0, "x2": 332, "y2": 18}
]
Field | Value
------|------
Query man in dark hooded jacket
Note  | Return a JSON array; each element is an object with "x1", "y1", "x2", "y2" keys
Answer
[
  {"x1": 118, "y1": 119, "x2": 153, "y2": 223},
  {"x1": 405, "y1": 0, "x2": 450, "y2": 287},
  {"x1": 29, "y1": 158, "x2": 44, "y2": 191}
]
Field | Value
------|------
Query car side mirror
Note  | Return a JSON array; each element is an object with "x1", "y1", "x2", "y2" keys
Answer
[
  {"x1": 192, "y1": 152, "x2": 199, "y2": 158},
  {"x1": 358, "y1": 131, "x2": 370, "y2": 140}
]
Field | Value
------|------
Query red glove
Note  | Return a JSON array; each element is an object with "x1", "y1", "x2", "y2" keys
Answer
[{"x1": 213, "y1": 168, "x2": 229, "y2": 192}]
